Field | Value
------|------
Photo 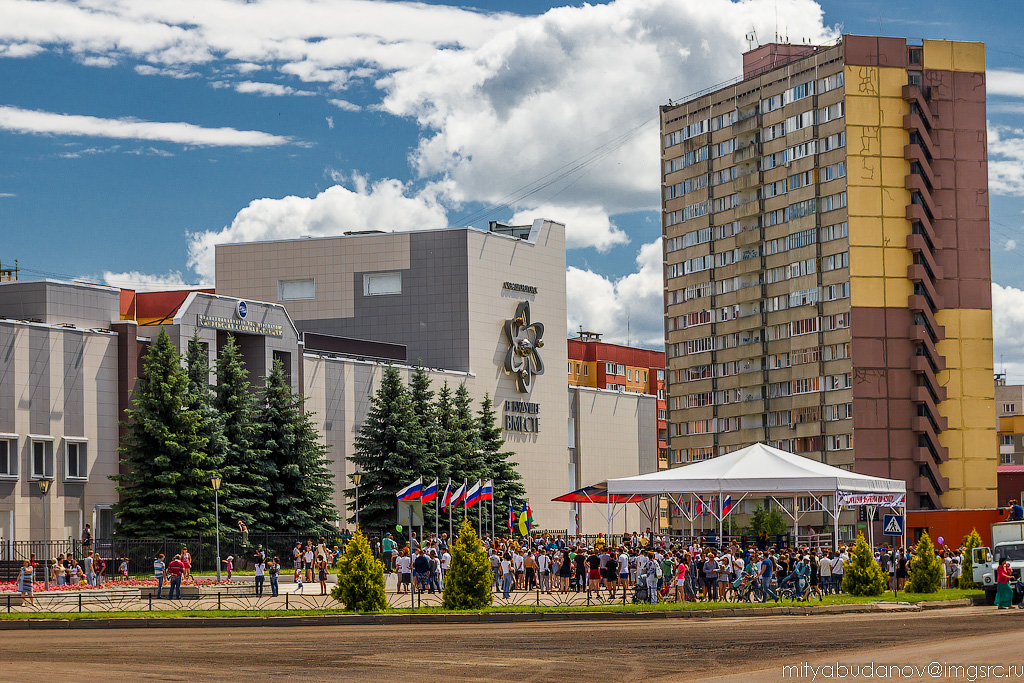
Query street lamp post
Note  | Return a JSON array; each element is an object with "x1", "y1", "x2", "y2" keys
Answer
[
  {"x1": 37, "y1": 478, "x2": 52, "y2": 592},
  {"x1": 351, "y1": 472, "x2": 362, "y2": 530},
  {"x1": 212, "y1": 476, "x2": 222, "y2": 583}
]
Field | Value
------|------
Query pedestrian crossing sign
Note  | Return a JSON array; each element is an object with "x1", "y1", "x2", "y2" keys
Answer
[{"x1": 882, "y1": 514, "x2": 904, "y2": 536}]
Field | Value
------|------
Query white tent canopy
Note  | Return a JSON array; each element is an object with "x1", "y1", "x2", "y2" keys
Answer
[
  {"x1": 598, "y1": 443, "x2": 906, "y2": 549},
  {"x1": 606, "y1": 443, "x2": 906, "y2": 496}
]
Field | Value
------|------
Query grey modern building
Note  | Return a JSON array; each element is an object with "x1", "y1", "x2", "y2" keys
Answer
[{"x1": 0, "y1": 220, "x2": 656, "y2": 544}]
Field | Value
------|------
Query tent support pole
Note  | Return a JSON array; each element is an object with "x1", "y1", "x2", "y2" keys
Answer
[
  {"x1": 718, "y1": 488, "x2": 723, "y2": 547},
  {"x1": 833, "y1": 490, "x2": 840, "y2": 552}
]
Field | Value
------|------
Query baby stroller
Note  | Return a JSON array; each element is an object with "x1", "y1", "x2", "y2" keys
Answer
[{"x1": 632, "y1": 574, "x2": 651, "y2": 604}]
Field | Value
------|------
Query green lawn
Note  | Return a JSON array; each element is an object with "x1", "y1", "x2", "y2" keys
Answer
[{"x1": 0, "y1": 588, "x2": 981, "y2": 621}]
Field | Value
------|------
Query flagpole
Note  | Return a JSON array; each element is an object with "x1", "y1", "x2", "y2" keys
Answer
[
  {"x1": 463, "y1": 478, "x2": 468, "y2": 527},
  {"x1": 435, "y1": 488, "x2": 439, "y2": 539},
  {"x1": 478, "y1": 483, "x2": 482, "y2": 537}
]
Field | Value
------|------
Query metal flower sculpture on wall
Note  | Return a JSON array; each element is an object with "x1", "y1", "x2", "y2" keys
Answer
[{"x1": 503, "y1": 300, "x2": 545, "y2": 393}]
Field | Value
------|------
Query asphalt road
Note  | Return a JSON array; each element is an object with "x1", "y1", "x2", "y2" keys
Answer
[{"x1": 0, "y1": 607, "x2": 1020, "y2": 682}]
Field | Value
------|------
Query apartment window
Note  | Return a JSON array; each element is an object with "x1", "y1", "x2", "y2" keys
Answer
[
  {"x1": 1004, "y1": 403, "x2": 1016, "y2": 413},
  {"x1": 583, "y1": 365, "x2": 588, "y2": 377},
  {"x1": 0, "y1": 435, "x2": 16, "y2": 478},
  {"x1": 363, "y1": 272, "x2": 402, "y2": 296},
  {"x1": 627, "y1": 369, "x2": 633, "y2": 381},
  {"x1": 657, "y1": 389, "x2": 665, "y2": 401},
  {"x1": 605, "y1": 362, "x2": 616, "y2": 375},
  {"x1": 1001, "y1": 453, "x2": 1014, "y2": 465},
  {"x1": 31, "y1": 438, "x2": 54, "y2": 479},
  {"x1": 657, "y1": 409, "x2": 667, "y2": 420},
  {"x1": 568, "y1": 362, "x2": 572, "y2": 374},
  {"x1": 643, "y1": 371, "x2": 648, "y2": 382},
  {"x1": 1000, "y1": 435, "x2": 1013, "y2": 446},
  {"x1": 65, "y1": 440, "x2": 88, "y2": 480},
  {"x1": 277, "y1": 278, "x2": 315, "y2": 301},
  {"x1": 656, "y1": 369, "x2": 665, "y2": 381}
]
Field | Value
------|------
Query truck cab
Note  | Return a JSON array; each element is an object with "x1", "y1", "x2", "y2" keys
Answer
[{"x1": 972, "y1": 521, "x2": 1024, "y2": 601}]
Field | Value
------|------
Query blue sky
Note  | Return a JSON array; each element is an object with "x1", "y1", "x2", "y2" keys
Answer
[{"x1": 2, "y1": 0, "x2": 1024, "y2": 367}]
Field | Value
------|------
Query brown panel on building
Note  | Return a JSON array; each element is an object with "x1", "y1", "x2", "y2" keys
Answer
[
  {"x1": 843, "y1": 35, "x2": 879, "y2": 66},
  {"x1": 854, "y1": 398, "x2": 889, "y2": 429},
  {"x1": 952, "y1": 71, "x2": 986, "y2": 102},
  {"x1": 852, "y1": 306, "x2": 924, "y2": 481},
  {"x1": 877, "y1": 37, "x2": 909, "y2": 68}
]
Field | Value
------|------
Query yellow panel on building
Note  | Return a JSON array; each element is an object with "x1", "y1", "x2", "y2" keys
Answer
[
  {"x1": 922, "y1": 39, "x2": 953, "y2": 71},
  {"x1": 952, "y1": 41, "x2": 985, "y2": 73},
  {"x1": 849, "y1": 276, "x2": 884, "y2": 308},
  {"x1": 848, "y1": 216, "x2": 883, "y2": 247}
]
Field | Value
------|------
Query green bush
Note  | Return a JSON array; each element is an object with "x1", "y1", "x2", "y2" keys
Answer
[
  {"x1": 442, "y1": 521, "x2": 492, "y2": 610},
  {"x1": 907, "y1": 531, "x2": 942, "y2": 593},
  {"x1": 841, "y1": 533, "x2": 888, "y2": 596},
  {"x1": 331, "y1": 528, "x2": 387, "y2": 612},
  {"x1": 959, "y1": 528, "x2": 983, "y2": 589},
  {"x1": 749, "y1": 504, "x2": 788, "y2": 536}
]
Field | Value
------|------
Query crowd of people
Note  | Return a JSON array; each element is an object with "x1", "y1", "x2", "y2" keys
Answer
[{"x1": 369, "y1": 529, "x2": 971, "y2": 603}]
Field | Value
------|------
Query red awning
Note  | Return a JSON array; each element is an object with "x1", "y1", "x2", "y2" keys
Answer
[{"x1": 552, "y1": 485, "x2": 656, "y2": 504}]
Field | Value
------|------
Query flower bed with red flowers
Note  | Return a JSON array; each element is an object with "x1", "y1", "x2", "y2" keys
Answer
[{"x1": 0, "y1": 577, "x2": 245, "y2": 593}]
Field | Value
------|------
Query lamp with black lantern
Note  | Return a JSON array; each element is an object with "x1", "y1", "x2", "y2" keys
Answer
[
  {"x1": 351, "y1": 472, "x2": 362, "y2": 529},
  {"x1": 37, "y1": 478, "x2": 52, "y2": 592}
]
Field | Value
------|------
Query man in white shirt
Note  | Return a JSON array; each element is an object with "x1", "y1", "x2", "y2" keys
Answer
[
  {"x1": 818, "y1": 552, "x2": 833, "y2": 594},
  {"x1": 617, "y1": 549, "x2": 630, "y2": 594},
  {"x1": 512, "y1": 550, "x2": 525, "y2": 589},
  {"x1": 500, "y1": 555, "x2": 514, "y2": 598},
  {"x1": 831, "y1": 549, "x2": 847, "y2": 593},
  {"x1": 536, "y1": 549, "x2": 551, "y2": 593},
  {"x1": 440, "y1": 549, "x2": 452, "y2": 588}
]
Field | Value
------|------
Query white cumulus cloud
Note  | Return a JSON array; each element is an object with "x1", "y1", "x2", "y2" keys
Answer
[
  {"x1": 991, "y1": 283, "x2": 1024, "y2": 382},
  {"x1": 381, "y1": 0, "x2": 836, "y2": 219},
  {"x1": 0, "y1": 105, "x2": 294, "y2": 147},
  {"x1": 566, "y1": 239, "x2": 664, "y2": 347},
  {"x1": 510, "y1": 204, "x2": 628, "y2": 252},
  {"x1": 186, "y1": 175, "x2": 448, "y2": 280},
  {"x1": 235, "y1": 80, "x2": 316, "y2": 97},
  {"x1": 989, "y1": 123, "x2": 1024, "y2": 196},
  {"x1": 101, "y1": 270, "x2": 204, "y2": 291}
]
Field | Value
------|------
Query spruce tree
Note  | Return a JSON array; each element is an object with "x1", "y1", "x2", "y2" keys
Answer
[
  {"x1": 450, "y1": 383, "x2": 484, "y2": 482},
  {"x1": 214, "y1": 334, "x2": 271, "y2": 529},
  {"x1": 409, "y1": 365, "x2": 442, "y2": 530},
  {"x1": 181, "y1": 332, "x2": 227, "y2": 530},
  {"x1": 347, "y1": 366, "x2": 420, "y2": 534},
  {"x1": 112, "y1": 328, "x2": 212, "y2": 537},
  {"x1": 841, "y1": 533, "x2": 889, "y2": 596},
  {"x1": 331, "y1": 528, "x2": 387, "y2": 612},
  {"x1": 907, "y1": 531, "x2": 942, "y2": 593},
  {"x1": 960, "y1": 528, "x2": 984, "y2": 589},
  {"x1": 258, "y1": 358, "x2": 337, "y2": 533},
  {"x1": 478, "y1": 393, "x2": 525, "y2": 532},
  {"x1": 442, "y1": 521, "x2": 493, "y2": 609}
]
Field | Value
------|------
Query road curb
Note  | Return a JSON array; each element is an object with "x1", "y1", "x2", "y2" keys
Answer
[{"x1": 0, "y1": 598, "x2": 978, "y2": 630}]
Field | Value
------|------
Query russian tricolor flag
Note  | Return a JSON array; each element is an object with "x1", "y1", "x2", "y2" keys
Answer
[
  {"x1": 441, "y1": 479, "x2": 453, "y2": 509},
  {"x1": 479, "y1": 479, "x2": 494, "y2": 502},
  {"x1": 450, "y1": 482, "x2": 466, "y2": 507},
  {"x1": 466, "y1": 481, "x2": 482, "y2": 508},
  {"x1": 396, "y1": 477, "x2": 422, "y2": 502},
  {"x1": 421, "y1": 478, "x2": 439, "y2": 504},
  {"x1": 721, "y1": 495, "x2": 732, "y2": 515}
]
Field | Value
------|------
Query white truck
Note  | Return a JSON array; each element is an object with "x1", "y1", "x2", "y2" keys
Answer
[{"x1": 972, "y1": 521, "x2": 1024, "y2": 604}]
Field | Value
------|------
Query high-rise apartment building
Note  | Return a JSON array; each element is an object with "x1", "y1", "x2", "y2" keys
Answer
[{"x1": 661, "y1": 35, "x2": 995, "y2": 515}]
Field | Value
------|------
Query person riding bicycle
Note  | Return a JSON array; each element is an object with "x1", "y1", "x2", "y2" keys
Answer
[{"x1": 780, "y1": 555, "x2": 810, "y2": 600}]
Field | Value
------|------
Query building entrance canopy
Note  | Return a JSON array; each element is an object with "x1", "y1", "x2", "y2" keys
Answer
[{"x1": 563, "y1": 443, "x2": 907, "y2": 549}]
